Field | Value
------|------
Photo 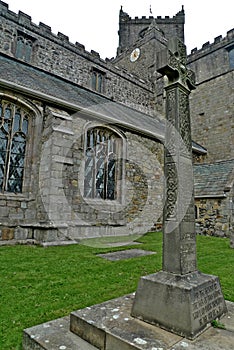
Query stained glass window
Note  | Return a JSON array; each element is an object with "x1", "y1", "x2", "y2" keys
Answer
[
  {"x1": 84, "y1": 127, "x2": 121, "y2": 200},
  {"x1": 0, "y1": 101, "x2": 29, "y2": 193}
]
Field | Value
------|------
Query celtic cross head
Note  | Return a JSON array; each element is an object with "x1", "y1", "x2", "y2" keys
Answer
[{"x1": 157, "y1": 37, "x2": 196, "y2": 91}]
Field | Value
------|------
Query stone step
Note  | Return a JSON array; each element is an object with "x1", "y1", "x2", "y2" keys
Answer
[
  {"x1": 23, "y1": 296, "x2": 234, "y2": 350},
  {"x1": 23, "y1": 316, "x2": 98, "y2": 350},
  {"x1": 70, "y1": 293, "x2": 183, "y2": 349}
]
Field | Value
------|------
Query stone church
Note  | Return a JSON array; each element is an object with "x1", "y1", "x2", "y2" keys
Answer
[{"x1": 0, "y1": 1, "x2": 233, "y2": 244}]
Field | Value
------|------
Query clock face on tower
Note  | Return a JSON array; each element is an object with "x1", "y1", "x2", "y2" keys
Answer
[{"x1": 130, "y1": 48, "x2": 140, "y2": 62}]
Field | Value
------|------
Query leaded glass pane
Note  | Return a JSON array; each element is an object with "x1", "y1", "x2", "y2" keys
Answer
[
  {"x1": 84, "y1": 127, "x2": 120, "y2": 200},
  {"x1": 13, "y1": 111, "x2": 21, "y2": 132},
  {"x1": 84, "y1": 148, "x2": 95, "y2": 198},
  {"x1": 0, "y1": 100, "x2": 29, "y2": 193},
  {"x1": 7, "y1": 133, "x2": 26, "y2": 192},
  {"x1": 0, "y1": 128, "x2": 7, "y2": 191},
  {"x1": 22, "y1": 117, "x2": 28, "y2": 134},
  {"x1": 107, "y1": 155, "x2": 116, "y2": 200}
]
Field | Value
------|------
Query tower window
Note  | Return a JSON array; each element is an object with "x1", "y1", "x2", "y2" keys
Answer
[
  {"x1": 15, "y1": 32, "x2": 35, "y2": 63},
  {"x1": 84, "y1": 127, "x2": 122, "y2": 200},
  {"x1": 229, "y1": 49, "x2": 234, "y2": 69},
  {"x1": 0, "y1": 101, "x2": 29, "y2": 193},
  {"x1": 91, "y1": 69, "x2": 105, "y2": 93},
  {"x1": 227, "y1": 46, "x2": 234, "y2": 69}
]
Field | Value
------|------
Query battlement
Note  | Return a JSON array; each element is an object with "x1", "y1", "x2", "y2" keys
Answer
[
  {"x1": 120, "y1": 6, "x2": 184, "y2": 23},
  {"x1": 0, "y1": 0, "x2": 106, "y2": 61},
  {"x1": 188, "y1": 28, "x2": 234, "y2": 58},
  {"x1": 0, "y1": 0, "x2": 151, "y2": 97}
]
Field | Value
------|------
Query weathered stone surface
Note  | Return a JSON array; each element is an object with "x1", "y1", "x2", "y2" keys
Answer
[
  {"x1": 97, "y1": 249, "x2": 155, "y2": 261},
  {"x1": 70, "y1": 294, "x2": 183, "y2": 349},
  {"x1": 131, "y1": 37, "x2": 226, "y2": 340},
  {"x1": 23, "y1": 294, "x2": 234, "y2": 350},
  {"x1": 23, "y1": 316, "x2": 99, "y2": 350},
  {"x1": 131, "y1": 271, "x2": 227, "y2": 339}
]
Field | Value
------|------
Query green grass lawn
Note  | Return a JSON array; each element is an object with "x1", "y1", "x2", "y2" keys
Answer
[{"x1": 0, "y1": 232, "x2": 233, "y2": 350}]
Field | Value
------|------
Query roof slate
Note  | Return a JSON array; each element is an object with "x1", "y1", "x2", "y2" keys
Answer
[
  {"x1": 194, "y1": 159, "x2": 234, "y2": 197},
  {"x1": 0, "y1": 55, "x2": 165, "y2": 141},
  {"x1": 0, "y1": 55, "x2": 206, "y2": 152}
]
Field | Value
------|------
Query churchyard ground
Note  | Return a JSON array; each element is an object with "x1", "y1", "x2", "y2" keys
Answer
[{"x1": 0, "y1": 232, "x2": 233, "y2": 349}]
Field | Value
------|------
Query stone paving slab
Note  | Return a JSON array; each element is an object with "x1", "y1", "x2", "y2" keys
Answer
[
  {"x1": 23, "y1": 295, "x2": 234, "y2": 350},
  {"x1": 97, "y1": 249, "x2": 156, "y2": 261},
  {"x1": 104, "y1": 241, "x2": 141, "y2": 247},
  {"x1": 41, "y1": 240, "x2": 78, "y2": 247}
]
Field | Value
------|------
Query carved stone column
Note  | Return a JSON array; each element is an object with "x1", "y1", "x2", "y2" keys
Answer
[{"x1": 131, "y1": 37, "x2": 227, "y2": 339}]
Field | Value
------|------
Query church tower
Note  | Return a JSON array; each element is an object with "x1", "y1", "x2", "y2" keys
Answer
[{"x1": 117, "y1": 6, "x2": 185, "y2": 56}]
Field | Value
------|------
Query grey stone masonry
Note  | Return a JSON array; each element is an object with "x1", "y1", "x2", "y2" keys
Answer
[
  {"x1": 157, "y1": 37, "x2": 197, "y2": 275},
  {"x1": 188, "y1": 29, "x2": 234, "y2": 163},
  {"x1": 0, "y1": 0, "x2": 155, "y2": 116},
  {"x1": 23, "y1": 294, "x2": 234, "y2": 350},
  {"x1": 131, "y1": 38, "x2": 227, "y2": 339},
  {"x1": 117, "y1": 6, "x2": 185, "y2": 55}
]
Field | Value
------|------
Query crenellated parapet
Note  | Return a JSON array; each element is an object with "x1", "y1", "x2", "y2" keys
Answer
[
  {"x1": 118, "y1": 6, "x2": 185, "y2": 55},
  {"x1": 0, "y1": 0, "x2": 94, "y2": 59},
  {"x1": 188, "y1": 28, "x2": 234, "y2": 58},
  {"x1": 119, "y1": 5, "x2": 185, "y2": 24},
  {"x1": 0, "y1": 1, "x2": 156, "y2": 115},
  {"x1": 187, "y1": 27, "x2": 234, "y2": 85}
]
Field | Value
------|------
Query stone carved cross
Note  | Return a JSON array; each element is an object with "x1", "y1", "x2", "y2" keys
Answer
[
  {"x1": 132, "y1": 39, "x2": 227, "y2": 339},
  {"x1": 157, "y1": 37, "x2": 197, "y2": 275},
  {"x1": 157, "y1": 37, "x2": 196, "y2": 90}
]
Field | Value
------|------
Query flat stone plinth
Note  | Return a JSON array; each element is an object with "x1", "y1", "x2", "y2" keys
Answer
[
  {"x1": 23, "y1": 316, "x2": 99, "y2": 350},
  {"x1": 23, "y1": 296, "x2": 234, "y2": 350},
  {"x1": 132, "y1": 270, "x2": 227, "y2": 339},
  {"x1": 70, "y1": 293, "x2": 182, "y2": 350}
]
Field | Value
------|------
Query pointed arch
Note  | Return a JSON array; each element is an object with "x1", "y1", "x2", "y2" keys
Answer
[{"x1": 0, "y1": 96, "x2": 36, "y2": 193}]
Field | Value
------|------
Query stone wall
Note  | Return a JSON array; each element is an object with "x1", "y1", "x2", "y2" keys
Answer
[
  {"x1": 0, "y1": 1, "x2": 155, "y2": 116},
  {"x1": 0, "y1": 91, "x2": 44, "y2": 242},
  {"x1": 0, "y1": 97, "x2": 164, "y2": 243},
  {"x1": 188, "y1": 29, "x2": 234, "y2": 163},
  {"x1": 117, "y1": 7, "x2": 184, "y2": 54},
  {"x1": 46, "y1": 111, "x2": 165, "y2": 240},
  {"x1": 195, "y1": 196, "x2": 233, "y2": 238}
]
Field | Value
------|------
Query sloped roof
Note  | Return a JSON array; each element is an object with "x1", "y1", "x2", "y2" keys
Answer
[
  {"x1": 194, "y1": 159, "x2": 234, "y2": 197},
  {"x1": 0, "y1": 55, "x2": 206, "y2": 153},
  {"x1": 0, "y1": 55, "x2": 164, "y2": 142}
]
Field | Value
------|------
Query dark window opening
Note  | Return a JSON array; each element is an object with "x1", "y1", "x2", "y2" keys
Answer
[
  {"x1": 227, "y1": 46, "x2": 234, "y2": 69},
  {"x1": 91, "y1": 69, "x2": 105, "y2": 93},
  {"x1": 15, "y1": 32, "x2": 35, "y2": 62}
]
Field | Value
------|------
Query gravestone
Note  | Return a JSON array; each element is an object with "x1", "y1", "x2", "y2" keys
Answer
[{"x1": 131, "y1": 37, "x2": 227, "y2": 339}]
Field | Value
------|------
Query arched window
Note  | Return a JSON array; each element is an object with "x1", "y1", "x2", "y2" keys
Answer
[
  {"x1": 0, "y1": 101, "x2": 29, "y2": 193},
  {"x1": 84, "y1": 127, "x2": 122, "y2": 200},
  {"x1": 15, "y1": 34, "x2": 34, "y2": 63},
  {"x1": 91, "y1": 69, "x2": 105, "y2": 93}
]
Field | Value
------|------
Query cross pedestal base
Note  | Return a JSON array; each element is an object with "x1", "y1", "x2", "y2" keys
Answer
[{"x1": 131, "y1": 270, "x2": 227, "y2": 339}]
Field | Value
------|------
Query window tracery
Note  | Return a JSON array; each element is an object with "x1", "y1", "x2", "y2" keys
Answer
[
  {"x1": 84, "y1": 127, "x2": 122, "y2": 200},
  {"x1": 0, "y1": 100, "x2": 29, "y2": 193}
]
